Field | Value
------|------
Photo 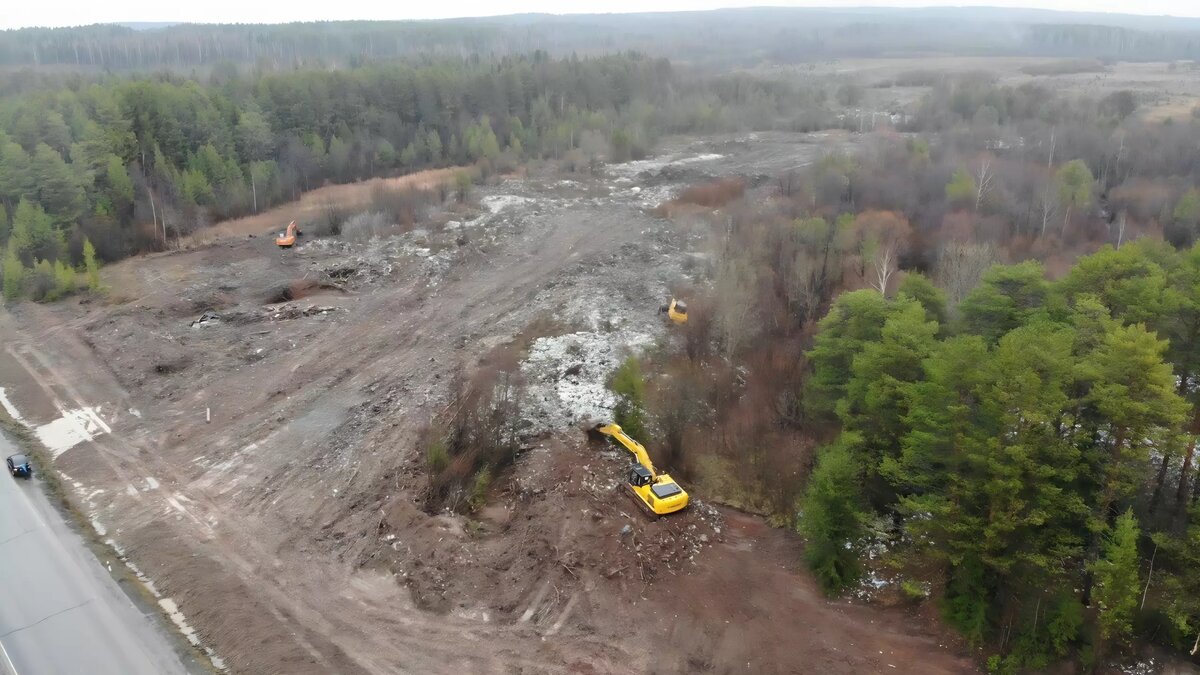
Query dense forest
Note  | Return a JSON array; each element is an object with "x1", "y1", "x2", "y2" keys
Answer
[
  {"x1": 3, "y1": 8, "x2": 1200, "y2": 70},
  {"x1": 621, "y1": 72, "x2": 1200, "y2": 670},
  {"x1": 0, "y1": 51, "x2": 832, "y2": 280},
  {"x1": 801, "y1": 242, "x2": 1200, "y2": 671}
]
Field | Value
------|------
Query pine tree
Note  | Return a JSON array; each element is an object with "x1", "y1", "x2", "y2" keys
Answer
[
  {"x1": 957, "y1": 261, "x2": 1049, "y2": 343},
  {"x1": 9, "y1": 198, "x2": 62, "y2": 266},
  {"x1": 53, "y1": 259, "x2": 75, "y2": 298},
  {"x1": 83, "y1": 237, "x2": 99, "y2": 290},
  {"x1": 2, "y1": 245, "x2": 24, "y2": 301},
  {"x1": 805, "y1": 289, "x2": 892, "y2": 419},
  {"x1": 896, "y1": 272, "x2": 947, "y2": 327},
  {"x1": 798, "y1": 433, "x2": 867, "y2": 595},
  {"x1": 1092, "y1": 510, "x2": 1141, "y2": 651},
  {"x1": 840, "y1": 298, "x2": 938, "y2": 498},
  {"x1": 1058, "y1": 242, "x2": 1169, "y2": 326},
  {"x1": 30, "y1": 143, "x2": 86, "y2": 227},
  {"x1": 104, "y1": 154, "x2": 134, "y2": 215},
  {"x1": 1080, "y1": 322, "x2": 1188, "y2": 517}
]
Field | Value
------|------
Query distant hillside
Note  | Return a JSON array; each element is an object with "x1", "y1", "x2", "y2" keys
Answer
[
  {"x1": 115, "y1": 22, "x2": 180, "y2": 31},
  {"x1": 2, "y1": 7, "x2": 1199, "y2": 70}
]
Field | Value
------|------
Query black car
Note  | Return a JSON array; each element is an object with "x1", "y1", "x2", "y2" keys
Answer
[{"x1": 6, "y1": 453, "x2": 31, "y2": 478}]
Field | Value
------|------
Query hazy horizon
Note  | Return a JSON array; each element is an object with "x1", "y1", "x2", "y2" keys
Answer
[{"x1": 5, "y1": 1, "x2": 1199, "y2": 30}]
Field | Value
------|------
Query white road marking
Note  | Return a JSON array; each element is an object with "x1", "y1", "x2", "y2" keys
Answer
[
  {"x1": 0, "y1": 387, "x2": 25, "y2": 423},
  {"x1": 0, "y1": 636, "x2": 18, "y2": 675}
]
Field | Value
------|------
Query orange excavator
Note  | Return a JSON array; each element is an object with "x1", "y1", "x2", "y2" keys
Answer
[{"x1": 275, "y1": 221, "x2": 302, "y2": 248}]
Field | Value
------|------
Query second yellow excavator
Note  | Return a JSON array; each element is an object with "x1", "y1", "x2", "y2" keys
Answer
[
  {"x1": 275, "y1": 221, "x2": 302, "y2": 248},
  {"x1": 659, "y1": 298, "x2": 688, "y2": 325},
  {"x1": 591, "y1": 422, "x2": 688, "y2": 517}
]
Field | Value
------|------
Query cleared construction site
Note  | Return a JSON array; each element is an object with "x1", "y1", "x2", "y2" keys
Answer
[{"x1": 0, "y1": 132, "x2": 973, "y2": 674}]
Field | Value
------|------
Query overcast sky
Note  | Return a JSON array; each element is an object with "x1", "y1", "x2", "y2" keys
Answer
[{"x1": 4, "y1": 1, "x2": 1197, "y2": 29}]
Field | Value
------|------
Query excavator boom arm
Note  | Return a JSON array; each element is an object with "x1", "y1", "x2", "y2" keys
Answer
[{"x1": 593, "y1": 423, "x2": 657, "y2": 479}]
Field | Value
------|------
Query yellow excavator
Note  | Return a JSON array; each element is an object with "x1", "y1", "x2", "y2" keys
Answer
[
  {"x1": 275, "y1": 221, "x2": 302, "y2": 248},
  {"x1": 591, "y1": 422, "x2": 688, "y2": 517},
  {"x1": 659, "y1": 298, "x2": 688, "y2": 325}
]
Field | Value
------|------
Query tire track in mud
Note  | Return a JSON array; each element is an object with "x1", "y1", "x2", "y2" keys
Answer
[
  {"x1": 0, "y1": 190, "x2": 671, "y2": 674},
  {"x1": 0, "y1": 326, "x2": 362, "y2": 673}
]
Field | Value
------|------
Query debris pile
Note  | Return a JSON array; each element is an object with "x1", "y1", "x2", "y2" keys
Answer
[
  {"x1": 520, "y1": 326, "x2": 655, "y2": 434},
  {"x1": 268, "y1": 304, "x2": 339, "y2": 321},
  {"x1": 190, "y1": 311, "x2": 221, "y2": 328}
]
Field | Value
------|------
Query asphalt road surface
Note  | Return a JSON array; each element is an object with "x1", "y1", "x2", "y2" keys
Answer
[{"x1": 0, "y1": 436, "x2": 188, "y2": 675}]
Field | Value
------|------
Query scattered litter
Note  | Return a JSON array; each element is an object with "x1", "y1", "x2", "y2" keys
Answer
[
  {"x1": 190, "y1": 311, "x2": 222, "y2": 328},
  {"x1": 520, "y1": 327, "x2": 655, "y2": 434},
  {"x1": 269, "y1": 304, "x2": 339, "y2": 321}
]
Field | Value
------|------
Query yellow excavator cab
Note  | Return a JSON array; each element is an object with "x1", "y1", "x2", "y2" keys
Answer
[
  {"x1": 275, "y1": 221, "x2": 302, "y2": 248},
  {"x1": 660, "y1": 298, "x2": 688, "y2": 325},
  {"x1": 592, "y1": 422, "x2": 689, "y2": 517}
]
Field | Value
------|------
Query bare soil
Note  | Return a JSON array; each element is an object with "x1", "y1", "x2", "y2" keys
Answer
[
  {"x1": 182, "y1": 167, "x2": 461, "y2": 246},
  {"x1": 0, "y1": 133, "x2": 976, "y2": 674}
]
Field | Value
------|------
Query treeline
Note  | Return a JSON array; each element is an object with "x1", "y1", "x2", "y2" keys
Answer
[
  {"x1": 867, "y1": 75, "x2": 1200, "y2": 259},
  {"x1": 634, "y1": 77, "x2": 1200, "y2": 521},
  {"x1": 0, "y1": 22, "x2": 533, "y2": 70},
  {"x1": 1025, "y1": 24, "x2": 1200, "y2": 61},
  {"x1": 628, "y1": 75, "x2": 1200, "y2": 669},
  {"x1": 4, "y1": 10, "x2": 1199, "y2": 71},
  {"x1": 801, "y1": 241, "x2": 1200, "y2": 670},
  {"x1": 0, "y1": 52, "x2": 823, "y2": 265}
]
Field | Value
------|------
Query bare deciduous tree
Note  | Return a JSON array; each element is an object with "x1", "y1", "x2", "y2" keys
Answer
[
  {"x1": 1040, "y1": 184, "x2": 1058, "y2": 238},
  {"x1": 936, "y1": 241, "x2": 997, "y2": 309},
  {"x1": 850, "y1": 210, "x2": 912, "y2": 293},
  {"x1": 974, "y1": 156, "x2": 994, "y2": 213},
  {"x1": 714, "y1": 259, "x2": 758, "y2": 357},
  {"x1": 870, "y1": 243, "x2": 897, "y2": 295}
]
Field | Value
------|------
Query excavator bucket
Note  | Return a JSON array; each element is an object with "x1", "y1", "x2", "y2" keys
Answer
[{"x1": 585, "y1": 421, "x2": 612, "y2": 443}]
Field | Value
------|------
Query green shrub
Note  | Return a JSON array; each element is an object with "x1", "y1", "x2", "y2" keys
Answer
[
  {"x1": 942, "y1": 556, "x2": 990, "y2": 646},
  {"x1": 82, "y1": 238, "x2": 100, "y2": 290},
  {"x1": 426, "y1": 438, "x2": 449, "y2": 473},
  {"x1": 53, "y1": 260, "x2": 75, "y2": 299},
  {"x1": 2, "y1": 248, "x2": 25, "y2": 301},
  {"x1": 467, "y1": 467, "x2": 492, "y2": 512},
  {"x1": 797, "y1": 435, "x2": 866, "y2": 595},
  {"x1": 610, "y1": 356, "x2": 647, "y2": 439},
  {"x1": 900, "y1": 579, "x2": 928, "y2": 601},
  {"x1": 28, "y1": 259, "x2": 55, "y2": 302}
]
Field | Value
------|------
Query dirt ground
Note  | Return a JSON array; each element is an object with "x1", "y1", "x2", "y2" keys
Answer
[
  {"x1": 182, "y1": 167, "x2": 461, "y2": 246},
  {"x1": 0, "y1": 131, "x2": 976, "y2": 674}
]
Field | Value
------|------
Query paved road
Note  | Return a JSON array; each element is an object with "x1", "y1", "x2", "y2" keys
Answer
[{"x1": 0, "y1": 436, "x2": 188, "y2": 675}]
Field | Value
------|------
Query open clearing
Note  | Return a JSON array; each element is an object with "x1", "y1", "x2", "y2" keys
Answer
[
  {"x1": 779, "y1": 57, "x2": 1200, "y2": 120},
  {"x1": 181, "y1": 167, "x2": 462, "y2": 247},
  {"x1": 0, "y1": 130, "x2": 975, "y2": 673}
]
